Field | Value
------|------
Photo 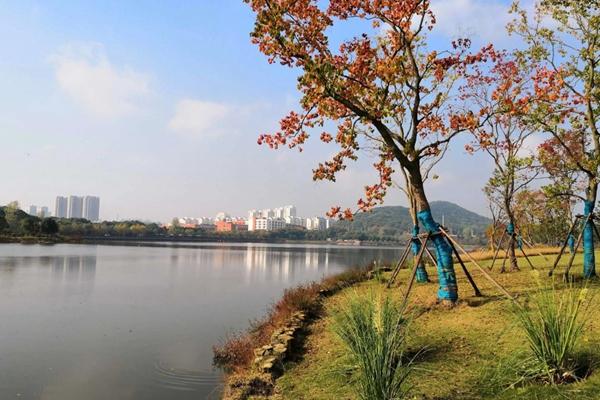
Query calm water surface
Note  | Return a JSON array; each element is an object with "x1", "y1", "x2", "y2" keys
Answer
[{"x1": 0, "y1": 242, "x2": 399, "y2": 400}]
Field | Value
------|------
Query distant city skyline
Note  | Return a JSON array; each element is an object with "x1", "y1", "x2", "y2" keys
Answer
[{"x1": 49, "y1": 195, "x2": 101, "y2": 221}]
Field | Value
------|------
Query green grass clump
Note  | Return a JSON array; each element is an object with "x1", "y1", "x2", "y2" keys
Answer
[
  {"x1": 331, "y1": 293, "x2": 411, "y2": 400},
  {"x1": 512, "y1": 275, "x2": 591, "y2": 385}
]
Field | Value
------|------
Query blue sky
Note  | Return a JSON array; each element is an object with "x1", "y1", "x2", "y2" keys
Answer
[{"x1": 0, "y1": 0, "x2": 530, "y2": 222}]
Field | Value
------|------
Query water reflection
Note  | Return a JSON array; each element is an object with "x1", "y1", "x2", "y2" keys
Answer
[{"x1": 0, "y1": 243, "x2": 398, "y2": 400}]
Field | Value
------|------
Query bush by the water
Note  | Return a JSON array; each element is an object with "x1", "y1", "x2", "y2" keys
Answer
[
  {"x1": 331, "y1": 293, "x2": 411, "y2": 400},
  {"x1": 213, "y1": 267, "x2": 371, "y2": 373}
]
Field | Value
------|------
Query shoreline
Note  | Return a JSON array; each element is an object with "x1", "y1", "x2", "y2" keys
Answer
[
  {"x1": 213, "y1": 246, "x2": 565, "y2": 399},
  {"x1": 222, "y1": 250, "x2": 598, "y2": 400}
]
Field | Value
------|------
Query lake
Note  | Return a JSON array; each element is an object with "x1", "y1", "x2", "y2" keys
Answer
[{"x1": 0, "y1": 242, "x2": 399, "y2": 400}]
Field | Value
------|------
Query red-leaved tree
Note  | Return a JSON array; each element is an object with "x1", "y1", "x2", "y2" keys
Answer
[
  {"x1": 245, "y1": 0, "x2": 494, "y2": 303},
  {"x1": 510, "y1": 0, "x2": 600, "y2": 278}
]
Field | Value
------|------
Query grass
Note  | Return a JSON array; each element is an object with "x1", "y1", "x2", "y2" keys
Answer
[
  {"x1": 511, "y1": 275, "x2": 591, "y2": 385},
  {"x1": 331, "y1": 293, "x2": 411, "y2": 400},
  {"x1": 273, "y1": 251, "x2": 600, "y2": 400}
]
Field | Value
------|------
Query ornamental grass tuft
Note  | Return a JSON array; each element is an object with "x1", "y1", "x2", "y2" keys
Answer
[
  {"x1": 331, "y1": 293, "x2": 412, "y2": 400},
  {"x1": 512, "y1": 273, "x2": 591, "y2": 385}
]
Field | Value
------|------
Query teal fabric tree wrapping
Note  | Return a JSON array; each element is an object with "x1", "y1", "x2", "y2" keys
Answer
[
  {"x1": 567, "y1": 233, "x2": 575, "y2": 254},
  {"x1": 417, "y1": 209, "x2": 457, "y2": 301},
  {"x1": 412, "y1": 225, "x2": 429, "y2": 283},
  {"x1": 583, "y1": 201, "x2": 596, "y2": 278}
]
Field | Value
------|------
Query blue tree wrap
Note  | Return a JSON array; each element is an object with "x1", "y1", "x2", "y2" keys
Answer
[
  {"x1": 417, "y1": 209, "x2": 458, "y2": 301},
  {"x1": 412, "y1": 225, "x2": 429, "y2": 283},
  {"x1": 583, "y1": 200, "x2": 596, "y2": 278},
  {"x1": 507, "y1": 223, "x2": 515, "y2": 235},
  {"x1": 516, "y1": 235, "x2": 523, "y2": 251},
  {"x1": 567, "y1": 233, "x2": 575, "y2": 254}
]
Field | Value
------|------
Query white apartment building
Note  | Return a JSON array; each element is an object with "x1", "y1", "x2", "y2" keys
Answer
[
  {"x1": 55, "y1": 196, "x2": 68, "y2": 218},
  {"x1": 306, "y1": 217, "x2": 330, "y2": 231},
  {"x1": 283, "y1": 205, "x2": 297, "y2": 218},
  {"x1": 68, "y1": 196, "x2": 84, "y2": 219},
  {"x1": 247, "y1": 206, "x2": 299, "y2": 231},
  {"x1": 83, "y1": 196, "x2": 100, "y2": 221},
  {"x1": 284, "y1": 216, "x2": 304, "y2": 227},
  {"x1": 38, "y1": 206, "x2": 49, "y2": 218},
  {"x1": 253, "y1": 217, "x2": 286, "y2": 231}
]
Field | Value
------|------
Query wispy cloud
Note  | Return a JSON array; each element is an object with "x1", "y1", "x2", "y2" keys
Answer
[
  {"x1": 430, "y1": 0, "x2": 514, "y2": 43},
  {"x1": 167, "y1": 99, "x2": 277, "y2": 138},
  {"x1": 168, "y1": 99, "x2": 230, "y2": 137},
  {"x1": 51, "y1": 43, "x2": 151, "y2": 118}
]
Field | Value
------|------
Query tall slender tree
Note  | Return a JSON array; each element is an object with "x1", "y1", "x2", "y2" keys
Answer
[
  {"x1": 245, "y1": 0, "x2": 494, "y2": 303},
  {"x1": 465, "y1": 54, "x2": 539, "y2": 272},
  {"x1": 510, "y1": 0, "x2": 600, "y2": 278}
]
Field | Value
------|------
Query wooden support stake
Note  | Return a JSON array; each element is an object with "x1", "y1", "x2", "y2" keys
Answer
[
  {"x1": 447, "y1": 238, "x2": 482, "y2": 297},
  {"x1": 420, "y1": 238, "x2": 438, "y2": 267},
  {"x1": 549, "y1": 217, "x2": 579, "y2": 277},
  {"x1": 400, "y1": 235, "x2": 429, "y2": 308},
  {"x1": 501, "y1": 235, "x2": 512, "y2": 273},
  {"x1": 489, "y1": 230, "x2": 507, "y2": 271},
  {"x1": 439, "y1": 228, "x2": 514, "y2": 300},
  {"x1": 520, "y1": 236, "x2": 550, "y2": 263},
  {"x1": 387, "y1": 239, "x2": 413, "y2": 288},
  {"x1": 520, "y1": 247, "x2": 536, "y2": 270},
  {"x1": 564, "y1": 213, "x2": 590, "y2": 280}
]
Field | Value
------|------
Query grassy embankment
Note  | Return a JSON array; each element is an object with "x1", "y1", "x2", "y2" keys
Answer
[{"x1": 273, "y1": 249, "x2": 600, "y2": 400}]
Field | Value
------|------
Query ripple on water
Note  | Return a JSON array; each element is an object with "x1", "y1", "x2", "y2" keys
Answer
[{"x1": 153, "y1": 359, "x2": 223, "y2": 396}]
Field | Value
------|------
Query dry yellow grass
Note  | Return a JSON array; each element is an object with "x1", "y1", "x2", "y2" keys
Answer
[{"x1": 273, "y1": 251, "x2": 600, "y2": 400}]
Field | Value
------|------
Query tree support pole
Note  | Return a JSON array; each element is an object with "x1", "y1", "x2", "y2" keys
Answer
[
  {"x1": 564, "y1": 213, "x2": 590, "y2": 280},
  {"x1": 489, "y1": 230, "x2": 507, "y2": 271},
  {"x1": 520, "y1": 236, "x2": 550, "y2": 263},
  {"x1": 420, "y1": 237, "x2": 438, "y2": 267},
  {"x1": 439, "y1": 228, "x2": 514, "y2": 300},
  {"x1": 387, "y1": 239, "x2": 413, "y2": 288},
  {"x1": 446, "y1": 238, "x2": 482, "y2": 297},
  {"x1": 519, "y1": 247, "x2": 536, "y2": 270},
  {"x1": 400, "y1": 234, "x2": 429, "y2": 308},
  {"x1": 549, "y1": 216, "x2": 580, "y2": 277},
  {"x1": 501, "y1": 235, "x2": 513, "y2": 273}
]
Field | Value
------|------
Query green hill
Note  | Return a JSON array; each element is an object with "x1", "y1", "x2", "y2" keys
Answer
[{"x1": 330, "y1": 201, "x2": 491, "y2": 243}]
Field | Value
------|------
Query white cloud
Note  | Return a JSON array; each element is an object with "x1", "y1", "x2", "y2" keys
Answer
[
  {"x1": 168, "y1": 99, "x2": 231, "y2": 137},
  {"x1": 430, "y1": 0, "x2": 514, "y2": 43},
  {"x1": 51, "y1": 43, "x2": 150, "y2": 118}
]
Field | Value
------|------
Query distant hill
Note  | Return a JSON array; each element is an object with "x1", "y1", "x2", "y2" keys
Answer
[{"x1": 330, "y1": 201, "x2": 491, "y2": 243}]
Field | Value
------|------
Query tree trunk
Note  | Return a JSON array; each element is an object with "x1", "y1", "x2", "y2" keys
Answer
[
  {"x1": 583, "y1": 177, "x2": 597, "y2": 278},
  {"x1": 411, "y1": 224, "x2": 429, "y2": 283},
  {"x1": 409, "y1": 166, "x2": 458, "y2": 303},
  {"x1": 504, "y1": 204, "x2": 519, "y2": 273}
]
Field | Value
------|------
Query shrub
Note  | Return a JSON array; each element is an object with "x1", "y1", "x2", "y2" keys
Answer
[
  {"x1": 271, "y1": 282, "x2": 321, "y2": 320},
  {"x1": 512, "y1": 276, "x2": 591, "y2": 384},
  {"x1": 332, "y1": 293, "x2": 411, "y2": 400},
  {"x1": 213, "y1": 332, "x2": 257, "y2": 373},
  {"x1": 214, "y1": 283, "x2": 322, "y2": 372},
  {"x1": 321, "y1": 266, "x2": 370, "y2": 292},
  {"x1": 214, "y1": 268, "x2": 372, "y2": 373}
]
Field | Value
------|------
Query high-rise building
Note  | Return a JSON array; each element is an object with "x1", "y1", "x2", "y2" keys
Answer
[
  {"x1": 68, "y1": 196, "x2": 84, "y2": 219},
  {"x1": 55, "y1": 196, "x2": 68, "y2": 218},
  {"x1": 29, "y1": 205, "x2": 37, "y2": 216},
  {"x1": 83, "y1": 196, "x2": 100, "y2": 221},
  {"x1": 283, "y1": 205, "x2": 297, "y2": 218},
  {"x1": 38, "y1": 207, "x2": 49, "y2": 218}
]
